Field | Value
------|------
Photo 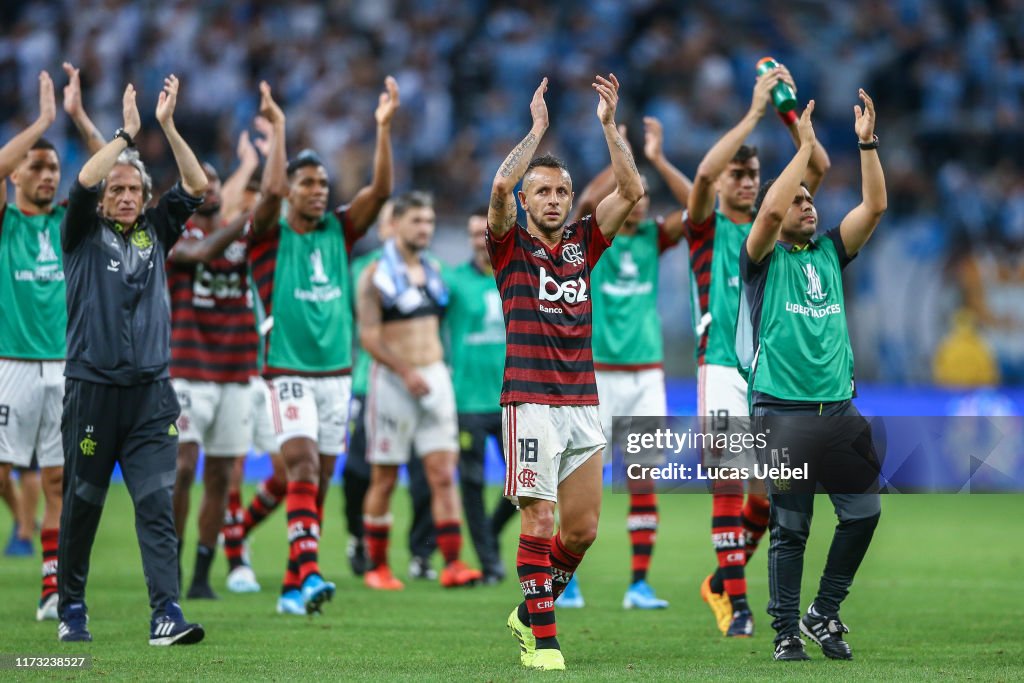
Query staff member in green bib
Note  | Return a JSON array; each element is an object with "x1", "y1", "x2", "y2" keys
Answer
[{"x1": 738, "y1": 93, "x2": 886, "y2": 663}]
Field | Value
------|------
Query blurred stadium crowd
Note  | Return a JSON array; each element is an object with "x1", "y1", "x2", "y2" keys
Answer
[{"x1": 1, "y1": 0, "x2": 1021, "y2": 384}]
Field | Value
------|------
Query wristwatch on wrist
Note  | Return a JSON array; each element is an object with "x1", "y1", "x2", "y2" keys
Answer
[
  {"x1": 113, "y1": 128, "x2": 135, "y2": 148},
  {"x1": 858, "y1": 135, "x2": 879, "y2": 151}
]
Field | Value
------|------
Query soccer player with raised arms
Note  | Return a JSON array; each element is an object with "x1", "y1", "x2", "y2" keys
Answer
[
  {"x1": 168, "y1": 158, "x2": 260, "y2": 601},
  {"x1": 248, "y1": 77, "x2": 398, "y2": 615},
  {"x1": 487, "y1": 75, "x2": 644, "y2": 671},
  {"x1": 739, "y1": 92, "x2": 885, "y2": 661}
]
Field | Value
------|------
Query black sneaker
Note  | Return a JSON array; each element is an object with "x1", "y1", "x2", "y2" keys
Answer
[
  {"x1": 408, "y1": 556, "x2": 437, "y2": 580},
  {"x1": 800, "y1": 608, "x2": 853, "y2": 660},
  {"x1": 726, "y1": 609, "x2": 754, "y2": 637},
  {"x1": 58, "y1": 603, "x2": 92, "y2": 643},
  {"x1": 186, "y1": 582, "x2": 219, "y2": 600},
  {"x1": 346, "y1": 536, "x2": 368, "y2": 577},
  {"x1": 149, "y1": 602, "x2": 205, "y2": 646},
  {"x1": 773, "y1": 634, "x2": 811, "y2": 661}
]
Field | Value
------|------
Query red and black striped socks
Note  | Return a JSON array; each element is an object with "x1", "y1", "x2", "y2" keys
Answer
[
  {"x1": 549, "y1": 533, "x2": 584, "y2": 600},
  {"x1": 364, "y1": 514, "x2": 392, "y2": 570},
  {"x1": 516, "y1": 533, "x2": 586, "y2": 650},
  {"x1": 710, "y1": 481, "x2": 748, "y2": 612},
  {"x1": 223, "y1": 490, "x2": 246, "y2": 571},
  {"x1": 436, "y1": 520, "x2": 462, "y2": 565},
  {"x1": 517, "y1": 534, "x2": 558, "y2": 649},
  {"x1": 40, "y1": 527, "x2": 58, "y2": 604},
  {"x1": 282, "y1": 557, "x2": 300, "y2": 595},
  {"x1": 627, "y1": 492, "x2": 658, "y2": 584},
  {"x1": 286, "y1": 481, "x2": 321, "y2": 584},
  {"x1": 245, "y1": 475, "x2": 287, "y2": 533}
]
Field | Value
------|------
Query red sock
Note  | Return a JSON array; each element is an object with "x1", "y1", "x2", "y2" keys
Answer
[
  {"x1": 364, "y1": 516, "x2": 391, "y2": 569},
  {"x1": 227, "y1": 489, "x2": 242, "y2": 513},
  {"x1": 549, "y1": 533, "x2": 584, "y2": 600},
  {"x1": 40, "y1": 527, "x2": 58, "y2": 602},
  {"x1": 627, "y1": 492, "x2": 658, "y2": 584},
  {"x1": 436, "y1": 520, "x2": 462, "y2": 565},
  {"x1": 742, "y1": 495, "x2": 770, "y2": 562},
  {"x1": 711, "y1": 481, "x2": 747, "y2": 608},
  {"x1": 281, "y1": 556, "x2": 300, "y2": 595},
  {"x1": 244, "y1": 475, "x2": 286, "y2": 533},
  {"x1": 286, "y1": 481, "x2": 321, "y2": 584},
  {"x1": 223, "y1": 490, "x2": 246, "y2": 570},
  {"x1": 517, "y1": 534, "x2": 556, "y2": 640}
]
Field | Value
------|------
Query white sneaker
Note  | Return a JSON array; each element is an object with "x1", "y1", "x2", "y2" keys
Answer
[
  {"x1": 36, "y1": 593, "x2": 58, "y2": 621},
  {"x1": 226, "y1": 566, "x2": 261, "y2": 593},
  {"x1": 276, "y1": 589, "x2": 305, "y2": 615}
]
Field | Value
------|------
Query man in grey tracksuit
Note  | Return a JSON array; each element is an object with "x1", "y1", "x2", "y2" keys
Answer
[{"x1": 56, "y1": 76, "x2": 209, "y2": 646}]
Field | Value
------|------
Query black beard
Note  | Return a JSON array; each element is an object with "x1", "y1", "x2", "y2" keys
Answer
[
  {"x1": 29, "y1": 194, "x2": 53, "y2": 210},
  {"x1": 195, "y1": 202, "x2": 221, "y2": 217},
  {"x1": 399, "y1": 238, "x2": 425, "y2": 254}
]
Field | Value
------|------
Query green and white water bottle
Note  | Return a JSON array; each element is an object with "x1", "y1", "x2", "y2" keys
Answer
[{"x1": 756, "y1": 57, "x2": 798, "y2": 115}]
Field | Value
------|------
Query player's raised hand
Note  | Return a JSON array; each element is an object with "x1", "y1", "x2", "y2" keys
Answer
[
  {"x1": 797, "y1": 99, "x2": 816, "y2": 148},
  {"x1": 594, "y1": 73, "x2": 620, "y2": 126},
  {"x1": 258, "y1": 81, "x2": 285, "y2": 127},
  {"x1": 236, "y1": 130, "x2": 258, "y2": 166},
  {"x1": 531, "y1": 77, "x2": 549, "y2": 130},
  {"x1": 62, "y1": 62, "x2": 85, "y2": 119},
  {"x1": 854, "y1": 89, "x2": 876, "y2": 143},
  {"x1": 375, "y1": 75, "x2": 400, "y2": 127},
  {"x1": 38, "y1": 71, "x2": 56, "y2": 127},
  {"x1": 251, "y1": 116, "x2": 274, "y2": 157},
  {"x1": 122, "y1": 83, "x2": 141, "y2": 138},
  {"x1": 750, "y1": 67, "x2": 782, "y2": 118},
  {"x1": 643, "y1": 116, "x2": 665, "y2": 161},
  {"x1": 155, "y1": 74, "x2": 179, "y2": 128},
  {"x1": 776, "y1": 63, "x2": 798, "y2": 97}
]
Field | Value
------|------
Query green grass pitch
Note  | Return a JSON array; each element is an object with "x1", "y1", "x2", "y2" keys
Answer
[{"x1": 1, "y1": 487, "x2": 1021, "y2": 681}]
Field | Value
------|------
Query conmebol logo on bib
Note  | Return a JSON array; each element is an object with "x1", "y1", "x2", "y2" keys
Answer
[
  {"x1": 802, "y1": 263, "x2": 827, "y2": 304},
  {"x1": 37, "y1": 230, "x2": 57, "y2": 263},
  {"x1": 309, "y1": 248, "x2": 329, "y2": 284}
]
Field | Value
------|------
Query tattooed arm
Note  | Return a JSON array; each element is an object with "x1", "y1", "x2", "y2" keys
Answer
[
  {"x1": 487, "y1": 78, "x2": 549, "y2": 238},
  {"x1": 593, "y1": 74, "x2": 644, "y2": 239}
]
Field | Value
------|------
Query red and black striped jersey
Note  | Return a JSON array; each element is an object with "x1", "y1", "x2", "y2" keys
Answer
[
  {"x1": 487, "y1": 217, "x2": 611, "y2": 406},
  {"x1": 168, "y1": 223, "x2": 257, "y2": 383}
]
